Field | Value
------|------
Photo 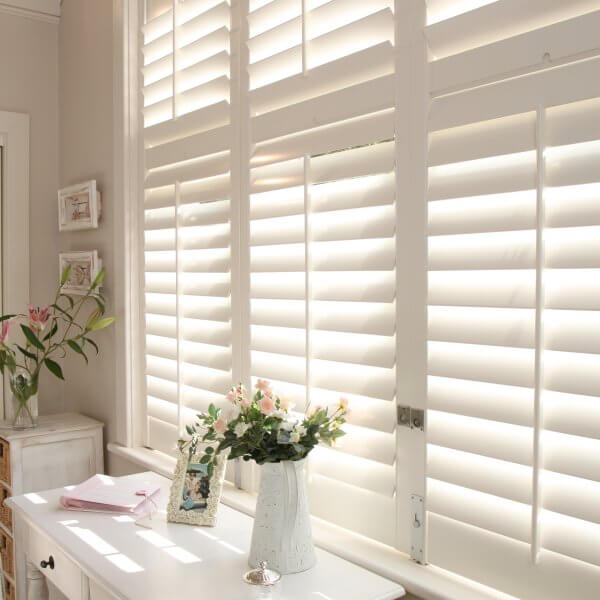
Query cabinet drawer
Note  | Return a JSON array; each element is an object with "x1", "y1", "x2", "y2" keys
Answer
[
  {"x1": 0, "y1": 484, "x2": 12, "y2": 532},
  {"x1": 0, "y1": 438, "x2": 10, "y2": 486},
  {"x1": 28, "y1": 525, "x2": 86, "y2": 600},
  {"x1": 0, "y1": 529, "x2": 14, "y2": 578}
]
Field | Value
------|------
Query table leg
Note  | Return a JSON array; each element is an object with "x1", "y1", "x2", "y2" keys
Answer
[{"x1": 26, "y1": 561, "x2": 48, "y2": 600}]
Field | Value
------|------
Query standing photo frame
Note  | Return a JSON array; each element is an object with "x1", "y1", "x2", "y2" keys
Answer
[
  {"x1": 167, "y1": 449, "x2": 229, "y2": 527},
  {"x1": 59, "y1": 251, "x2": 102, "y2": 295},
  {"x1": 58, "y1": 180, "x2": 101, "y2": 231}
]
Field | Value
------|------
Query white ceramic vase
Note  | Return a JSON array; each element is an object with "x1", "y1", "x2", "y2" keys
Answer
[{"x1": 248, "y1": 458, "x2": 316, "y2": 574}]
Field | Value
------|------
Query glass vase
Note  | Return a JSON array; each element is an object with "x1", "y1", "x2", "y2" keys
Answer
[
  {"x1": 248, "y1": 458, "x2": 316, "y2": 574},
  {"x1": 8, "y1": 372, "x2": 39, "y2": 429}
]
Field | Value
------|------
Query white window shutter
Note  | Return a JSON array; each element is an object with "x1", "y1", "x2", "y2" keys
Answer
[
  {"x1": 247, "y1": 0, "x2": 401, "y2": 545},
  {"x1": 426, "y1": 2, "x2": 600, "y2": 598},
  {"x1": 142, "y1": 0, "x2": 233, "y2": 456}
]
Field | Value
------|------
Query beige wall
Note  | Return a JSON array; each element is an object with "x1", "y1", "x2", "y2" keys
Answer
[
  {"x1": 58, "y1": 0, "x2": 118, "y2": 466},
  {"x1": 0, "y1": 11, "x2": 63, "y2": 413}
]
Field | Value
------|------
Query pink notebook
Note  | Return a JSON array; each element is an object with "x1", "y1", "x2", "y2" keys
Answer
[{"x1": 60, "y1": 474, "x2": 160, "y2": 514}]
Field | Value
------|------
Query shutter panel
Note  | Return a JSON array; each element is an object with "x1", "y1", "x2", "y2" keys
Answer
[
  {"x1": 426, "y1": 2, "x2": 600, "y2": 598},
  {"x1": 248, "y1": 0, "x2": 397, "y2": 545},
  {"x1": 142, "y1": 0, "x2": 233, "y2": 455}
]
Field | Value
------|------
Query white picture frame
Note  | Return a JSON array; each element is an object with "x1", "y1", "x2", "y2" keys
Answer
[
  {"x1": 58, "y1": 251, "x2": 102, "y2": 295},
  {"x1": 167, "y1": 449, "x2": 229, "y2": 527},
  {"x1": 58, "y1": 180, "x2": 102, "y2": 231}
]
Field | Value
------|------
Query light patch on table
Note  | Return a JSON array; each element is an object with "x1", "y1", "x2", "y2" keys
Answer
[
  {"x1": 24, "y1": 493, "x2": 47, "y2": 504},
  {"x1": 163, "y1": 546, "x2": 202, "y2": 564},
  {"x1": 218, "y1": 540, "x2": 244, "y2": 555},
  {"x1": 113, "y1": 515, "x2": 136, "y2": 523},
  {"x1": 136, "y1": 530, "x2": 172, "y2": 548},
  {"x1": 106, "y1": 553, "x2": 144, "y2": 573},
  {"x1": 69, "y1": 526, "x2": 118, "y2": 555}
]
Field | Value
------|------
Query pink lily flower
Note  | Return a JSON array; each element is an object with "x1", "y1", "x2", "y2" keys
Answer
[
  {"x1": 28, "y1": 305, "x2": 50, "y2": 331},
  {"x1": 0, "y1": 320, "x2": 12, "y2": 344}
]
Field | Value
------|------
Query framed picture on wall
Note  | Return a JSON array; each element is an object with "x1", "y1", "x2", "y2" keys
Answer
[
  {"x1": 58, "y1": 251, "x2": 102, "y2": 295},
  {"x1": 58, "y1": 180, "x2": 101, "y2": 231}
]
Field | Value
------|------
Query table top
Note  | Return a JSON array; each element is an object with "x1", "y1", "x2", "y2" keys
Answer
[
  {"x1": 0, "y1": 412, "x2": 102, "y2": 441},
  {"x1": 9, "y1": 471, "x2": 405, "y2": 600}
]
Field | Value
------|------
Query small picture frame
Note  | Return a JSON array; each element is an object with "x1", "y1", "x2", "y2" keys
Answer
[
  {"x1": 58, "y1": 180, "x2": 102, "y2": 231},
  {"x1": 167, "y1": 449, "x2": 228, "y2": 527},
  {"x1": 59, "y1": 251, "x2": 102, "y2": 295}
]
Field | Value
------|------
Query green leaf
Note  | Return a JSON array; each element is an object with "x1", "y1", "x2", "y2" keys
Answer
[
  {"x1": 91, "y1": 296, "x2": 105, "y2": 314},
  {"x1": 185, "y1": 425, "x2": 193, "y2": 435},
  {"x1": 199, "y1": 454, "x2": 211, "y2": 464},
  {"x1": 87, "y1": 316, "x2": 115, "y2": 332},
  {"x1": 83, "y1": 337, "x2": 99, "y2": 355},
  {"x1": 59, "y1": 294, "x2": 75, "y2": 309},
  {"x1": 0, "y1": 314, "x2": 15, "y2": 322},
  {"x1": 67, "y1": 340, "x2": 88, "y2": 364},
  {"x1": 52, "y1": 303, "x2": 73, "y2": 321},
  {"x1": 61, "y1": 264, "x2": 72, "y2": 286},
  {"x1": 205, "y1": 446, "x2": 214, "y2": 454},
  {"x1": 208, "y1": 404, "x2": 217, "y2": 419},
  {"x1": 44, "y1": 357, "x2": 64, "y2": 380},
  {"x1": 91, "y1": 268, "x2": 106, "y2": 290},
  {"x1": 17, "y1": 345, "x2": 37, "y2": 361},
  {"x1": 20, "y1": 325, "x2": 45, "y2": 351},
  {"x1": 43, "y1": 320, "x2": 58, "y2": 342}
]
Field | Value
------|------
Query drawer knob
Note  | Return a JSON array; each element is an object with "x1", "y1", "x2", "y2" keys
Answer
[{"x1": 40, "y1": 556, "x2": 54, "y2": 570}]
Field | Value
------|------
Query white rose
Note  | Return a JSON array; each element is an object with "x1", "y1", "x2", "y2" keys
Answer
[
  {"x1": 290, "y1": 431, "x2": 300, "y2": 443},
  {"x1": 296, "y1": 425, "x2": 307, "y2": 437},
  {"x1": 234, "y1": 422, "x2": 250, "y2": 437},
  {"x1": 280, "y1": 420, "x2": 296, "y2": 431}
]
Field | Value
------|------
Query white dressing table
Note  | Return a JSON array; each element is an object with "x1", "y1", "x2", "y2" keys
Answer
[{"x1": 8, "y1": 471, "x2": 405, "y2": 600}]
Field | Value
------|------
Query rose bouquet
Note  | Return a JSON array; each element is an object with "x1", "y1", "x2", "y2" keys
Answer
[
  {"x1": 179, "y1": 379, "x2": 348, "y2": 477},
  {"x1": 0, "y1": 265, "x2": 114, "y2": 427}
]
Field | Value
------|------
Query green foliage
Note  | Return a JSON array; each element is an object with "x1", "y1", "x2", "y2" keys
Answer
[
  {"x1": 0, "y1": 266, "x2": 115, "y2": 397},
  {"x1": 178, "y1": 382, "x2": 348, "y2": 476}
]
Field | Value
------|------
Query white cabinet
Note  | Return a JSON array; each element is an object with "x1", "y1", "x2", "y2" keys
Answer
[{"x1": 0, "y1": 413, "x2": 103, "y2": 600}]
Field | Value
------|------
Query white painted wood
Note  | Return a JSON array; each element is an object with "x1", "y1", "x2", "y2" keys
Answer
[
  {"x1": 0, "y1": 1, "x2": 60, "y2": 23},
  {"x1": 9, "y1": 472, "x2": 405, "y2": 600},
  {"x1": 0, "y1": 413, "x2": 104, "y2": 600},
  {"x1": 0, "y1": 111, "x2": 29, "y2": 422},
  {"x1": 107, "y1": 443, "x2": 511, "y2": 600},
  {"x1": 25, "y1": 561, "x2": 47, "y2": 600}
]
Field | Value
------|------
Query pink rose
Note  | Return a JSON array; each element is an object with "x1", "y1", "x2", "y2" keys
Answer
[
  {"x1": 240, "y1": 395, "x2": 251, "y2": 407},
  {"x1": 226, "y1": 390, "x2": 236, "y2": 402},
  {"x1": 0, "y1": 320, "x2": 12, "y2": 344},
  {"x1": 255, "y1": 379, "x2": 271, "y2": 393},
  {"x1": 279, "y1": 396, "x2": 294, "y2": 411},
  {"x1": 213, "y1": 415, "x2": 228, "y2": 434},
  {"x1": 259, "y1": 395, "x2": 275, "y2": 415}
]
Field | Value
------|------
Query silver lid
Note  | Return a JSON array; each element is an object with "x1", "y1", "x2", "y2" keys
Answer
[{"x1": 243, "y1": 561, "x2": 282, "y2": 586}]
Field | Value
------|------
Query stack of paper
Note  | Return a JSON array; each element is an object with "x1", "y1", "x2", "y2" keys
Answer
[{"x1": 60, "y1": 474, "x2": 160, "y2": 514}]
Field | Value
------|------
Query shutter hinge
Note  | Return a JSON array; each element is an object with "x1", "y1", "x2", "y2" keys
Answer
[
  {"x1": 410, "y1": 494, "x2": 425, "y2": 563},
  {"x1": 397, "y1": 405, "x2": 425, "y2": 431}
]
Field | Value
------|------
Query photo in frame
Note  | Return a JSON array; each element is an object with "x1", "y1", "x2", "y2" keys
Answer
[
  {"x1": 58, "y1": 180, "x2": 101, "y2": 231},
  {"x1": 59, "y1": 251, "x2": 102, "y2": 295},
  {"x1": 167, "y1": 449, "x2": 229, "y2": 526}
]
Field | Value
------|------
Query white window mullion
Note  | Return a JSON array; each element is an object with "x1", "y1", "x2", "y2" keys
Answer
[
  {"x1": 394, "y1": 0, "x2": 428, "y2": 556},
  {"x1": 175, "y1": 179, "x2": 183, "y2": 437},
  {"x1": 304, "y1": 154, "x2": 311, "y2": 412},
  {"x1": 531, "y1": 104, "x2": 546, "y2": 562}
]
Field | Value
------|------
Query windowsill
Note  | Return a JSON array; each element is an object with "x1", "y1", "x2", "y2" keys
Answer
[{"x1": 108, "y1": 443, "x2": 512, "y2": 600}]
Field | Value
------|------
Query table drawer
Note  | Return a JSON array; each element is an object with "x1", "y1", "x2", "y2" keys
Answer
[{"x1": 27, "y1": 525, "x2": 86, "y2": 600}]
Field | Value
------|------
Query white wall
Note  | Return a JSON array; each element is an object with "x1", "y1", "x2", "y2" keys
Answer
[
  {"x1": 0, "y1": 10, "x2": 63, "y2": 414},
  {"x1": 58, "y1": 0, "x2": 119, "y2": 469}
]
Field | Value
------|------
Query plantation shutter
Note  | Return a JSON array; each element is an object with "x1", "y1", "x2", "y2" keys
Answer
[
  {"x1": 247, "y1": 0, "x2": 398, "y2": 545},
  {"x1": 426, "y1": 1, "x2": 600, "y2": 598},
  {"x1": 141, "y1": 0, "x2": 233, "y2": 455}
]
